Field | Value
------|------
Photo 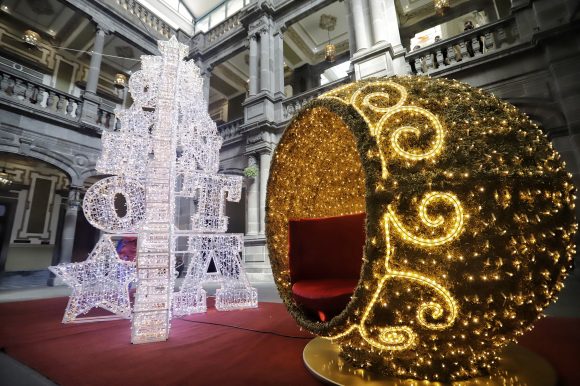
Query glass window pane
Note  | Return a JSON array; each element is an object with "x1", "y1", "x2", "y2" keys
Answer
[
  {"x1": 210, "y1": 5, "x2": 226, "y2": 27},
  {"x1": 197, "y1": 17, "x2": 209, "y2": 33},
  {"x1": 178, "y1": 2, "x2": 193, "y2": 22},
  {"x1": 227, "y1": 0, "x2": 244, "y2": 16},
  {"x1": 165, "y1": 0, "x2": 179, "y2": 9}
]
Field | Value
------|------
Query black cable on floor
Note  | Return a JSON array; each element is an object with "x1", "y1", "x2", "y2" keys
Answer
[{"x1": 178, "y1": 318, "x2": 313, "y2": 340}]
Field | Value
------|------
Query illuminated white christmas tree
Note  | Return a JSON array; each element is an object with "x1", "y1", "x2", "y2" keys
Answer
[{"x1": 95, "y1": 36, "x2": 256, "y2": 343}]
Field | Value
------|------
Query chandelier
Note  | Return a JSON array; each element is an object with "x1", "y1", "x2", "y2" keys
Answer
[
  {"x1": 434, "y1": 0, "x2": 450, "y2": 16},
  {"x1": 320, "y1": 14, "x2": 337, "y2": 63},
  {"x1": 0, "y1": 169, "x2": 13, "y2": 187},
  {"x1": 325, "y1": 40, "x2": 336, "y2": 63},
  {"x1": 22, "y1": 29, "x2": 40, "y2": 47},
  {"x1": 114, "y1": 73, "x2": 127, "y2": 89}
]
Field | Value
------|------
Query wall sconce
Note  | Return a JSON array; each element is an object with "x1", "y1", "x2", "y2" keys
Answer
[
  {"x1": 114, "y1": 73, "x2": 128, "y2": 89},
  {"x1": 434, "y1": 0, "x2": 450, "y2": 16},
  {"x1": 22, "y1": 30, "x2": 40, "y2": 47}
]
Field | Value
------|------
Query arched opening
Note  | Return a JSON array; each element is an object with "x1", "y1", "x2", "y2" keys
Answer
[{"x1": 267, "y1": 105, "x2": 366, "y2": 324}]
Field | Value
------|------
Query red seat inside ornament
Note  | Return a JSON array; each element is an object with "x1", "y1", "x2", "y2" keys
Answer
[{"x1": 289, "y1": 213, "x2": 365, "y2": 322}]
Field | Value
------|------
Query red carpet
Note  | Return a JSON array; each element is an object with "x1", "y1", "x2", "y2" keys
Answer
[
  {"x1": 0, "y1": 298, "x2": 579, "y2": 386},
  {"x1": 0, "y1": 298, "x2": 319, "y2": 386}
]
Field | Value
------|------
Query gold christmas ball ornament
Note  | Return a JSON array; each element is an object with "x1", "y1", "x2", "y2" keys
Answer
[{"x1": 266, "y1": 76, "x2": 577, "y2": 381}]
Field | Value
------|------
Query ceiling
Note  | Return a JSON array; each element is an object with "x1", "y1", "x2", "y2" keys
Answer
[
  {"x1": 396, "y1": 0, "x2": 474, "y2": 28},
  {"x1": 0, "y1": 0, "x2": 146, "y2": 75},
  {"x1": 208, "y1": 1, "x2": 350, "y2": 103},
  {"x1": 1, "y1": 0, "x2": 488, "y2": 108},
  {"x1": 181, "y1": 0, "x2": 223, "y2": 19}
]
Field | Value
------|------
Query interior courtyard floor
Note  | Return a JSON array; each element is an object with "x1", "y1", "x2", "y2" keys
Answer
[{"x1": 0, "y1": 263, "x2": 579, "y2": 386}]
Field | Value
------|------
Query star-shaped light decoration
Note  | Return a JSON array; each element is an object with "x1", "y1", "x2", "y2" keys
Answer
[{"x1": 49, "y1": 235, "x2": 137, "y2": 323}]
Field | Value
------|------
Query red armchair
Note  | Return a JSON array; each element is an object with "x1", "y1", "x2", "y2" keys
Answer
[{"x1": 288, "y1": 213, "x2": 365, "y2": 322}]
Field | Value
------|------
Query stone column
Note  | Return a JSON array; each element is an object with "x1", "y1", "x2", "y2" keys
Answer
[
  {"x1": 369, "y1": 0, "x2": 389, "y2": 45},
  {"x1": 202, "y1": 69, "x2": 211, "y2": 105},
  {"x1": 383, "y1": 0, "x2": 402, "y2": 48},
  {"x1": 246, "y1": 155, "x2": 259, "y2": 235},
  {"x1": 249, "y1": 34, "x2": 259, "y2": 96},
  {"x1": 345, "y1": 0, "x2": 357, "y2": 56},
  {"x1": 259, "y1": 28, "x2": 271, "y2": 92},
  {"x1": 273, "y1": 30, "x2": 285, "y2": 96},
  {"x1": 259, "y1": 151, "x2": 271, "y2": 234},
  {"x1": 86, "y1": 26, "x2": 106, "y2": 94},
  {"x1": 350, "y1": 0, "x2": 372, "y2": 52},
  {"x1": 59, "y1": 186, "x2": 81, "y2": 264}
]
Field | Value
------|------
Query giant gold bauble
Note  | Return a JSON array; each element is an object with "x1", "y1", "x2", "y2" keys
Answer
[{"x1": 266, "y1": 76, "x2": 577, "y2": 381}]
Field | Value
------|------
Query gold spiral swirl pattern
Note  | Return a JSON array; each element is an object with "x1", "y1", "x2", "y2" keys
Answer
[
  {"x1": 388, "y1": 192, "x2": 464, "y2": 248},
  {"x1": 328, "y1": 82, "x2": 463, "y2": 351}
]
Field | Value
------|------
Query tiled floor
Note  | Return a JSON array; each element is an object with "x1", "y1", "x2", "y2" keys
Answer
[{"x1": 0, "y1": 270, "x2": 52, "y2": 291}]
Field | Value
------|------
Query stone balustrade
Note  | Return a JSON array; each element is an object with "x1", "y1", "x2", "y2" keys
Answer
[
  {"x1": 115, "y1": 0, "x2": 176, "y2": 39},
  {"x1": 0, "y1": 68, "x2": 81, "y2": 121},
  {"x1": 282, "y1": 77, "x2": 350, "y2": 121},
  {"x1": 96, "y1": 106, "x2": 117, "y2": 131},
  {"x1": 217, "y1": 117, "x2": 244, "y2": 141},
  {"x1": 405, "y1": 17, "x2": 520, "y2": 75},
  {"x1": 206, "y1": 13, "x2": 244, "y2": 45},
  {"x1": 0, "y1": 67, "x2": 120, "y2": 130}
]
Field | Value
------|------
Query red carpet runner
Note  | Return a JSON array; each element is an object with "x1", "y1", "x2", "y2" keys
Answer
[{"x1": 0, "y1": 298, "x2": 579, "y2": 385}]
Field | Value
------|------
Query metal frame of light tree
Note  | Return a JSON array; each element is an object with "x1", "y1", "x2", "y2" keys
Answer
[
  {"x1": 48, "y1": 169, "x2": 145, "y2": 323},
  {"x1": 94, "y1": 37, "x2": 256, "y2": 343}
]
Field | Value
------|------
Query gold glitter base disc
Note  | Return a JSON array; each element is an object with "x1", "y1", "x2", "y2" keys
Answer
[{"x1": 303, "y1": 337, "x2": 556, "y2": 386}]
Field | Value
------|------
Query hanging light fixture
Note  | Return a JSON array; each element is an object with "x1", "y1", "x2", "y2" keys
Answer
[
  {"x1": 434, "y1": 0, "x2": 450, "y2": 16},
  {"x1": 319, "y1": 14, "x2": 337, "y2": 63},
  {"x1": 114, "y1": 73, "x2": 128, "y2": 89},
  {"x1": 325, "y1": 29, "x2": 336, "y2": 63},
  {"x1": 22, "y1": 29, "x2": 40, "y2": 47},
  {"x1": 0, "y1": 168, "x2": 13, "y2": 188}
]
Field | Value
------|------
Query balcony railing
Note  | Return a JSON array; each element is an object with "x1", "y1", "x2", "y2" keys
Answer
[
  {"x1": 0, "y1": 66, "x2": 117, "y2": 131},
  {"x1": 114, "y1": 0, "x2": 176, "y2": 39},
  {"x1": 217, "y1": 117, "x2": 244, "y2": 141},
  {"x1": 1, "y1": 68, "x2": 81, "y2": 121},
  {"x1": 194, "y1": 0, "x2": 255, "y2": 35},
  {"x1": 405, "y1": 16, "x2": 520, "y2": 75},
  {"x1": 282, "y1": 77, "x2": 351, "y2": 121}
]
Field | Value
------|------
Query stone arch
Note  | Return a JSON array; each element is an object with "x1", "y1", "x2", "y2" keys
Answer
[
  {"x1": 80, "y1": 168, "x2": 102, "y2": 186},
  {"x1": 0, "y1": 145, "x2": 80, "y2": 186}
]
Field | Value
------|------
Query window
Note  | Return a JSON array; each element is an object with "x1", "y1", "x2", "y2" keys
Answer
[
  {"x1": 227, "y1": 0, "x2": 244, "y2": 15},
  {"x1": 196, "y1": 17, "x2": 209, "y2": 33},
  {"x1": 210, "y1": 5, "x2": 226, "y2": 27},
  {"x1": 178, "y1": 2, "x2": 193, "y2": 22}
]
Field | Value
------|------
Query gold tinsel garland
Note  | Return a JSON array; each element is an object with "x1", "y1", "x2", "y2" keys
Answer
[{"x1": 266, "y1": 76, "x2": 577, "y2": 381}]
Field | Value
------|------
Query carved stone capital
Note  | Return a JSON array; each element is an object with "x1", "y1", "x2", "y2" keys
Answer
[
  {"x1": 93, "y1": 20, "x2": 112, "y2": 35},
  {"x1": 248, "y1": 14, "x2": 273, "y2": 37},
  {"x1": 247, "y1": 154, "x2": 258, "y2": 167},
  {"x1": 247, "y1": 132, "x2": 265, "y2": 145},
  {"x1": 67, "y1": 186, "x2": 83, "y2": 209}
]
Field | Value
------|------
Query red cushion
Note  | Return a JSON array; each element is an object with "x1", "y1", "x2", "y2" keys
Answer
[
  {"x1": 288, "y1": 213, "x2": 365, "y2": 321},
  {"x1": 288, "y1": 213, "x2": 365, "y2": 282},
  {"x1": 292, "y1": 279, "x2": 358, "y2": 322}
]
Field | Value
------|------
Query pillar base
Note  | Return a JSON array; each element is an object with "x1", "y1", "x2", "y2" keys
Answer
[
  {"x1": 303, "y1": 337, "x2": 556, "y2": 386},
  {"x1": 351, "y1": 43, "x2": 407, "y2": 80},
  {"x1": 80, "y1": 91, "x2": 102, "y2": 128}
]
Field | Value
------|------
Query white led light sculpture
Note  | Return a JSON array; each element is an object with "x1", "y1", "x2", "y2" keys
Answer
[
  {"x1": 49, "y1": 235, "x2": 136, "y2": 323},
  {"x1": 49, "y1": 175, "x2": 142, "y2": 323},
  {"x1": 171, "y1": 67, "x2": 258, "y2": 316},
  {"x1": 53, "y1": 37, "x2": 255, "y2": 341}
]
